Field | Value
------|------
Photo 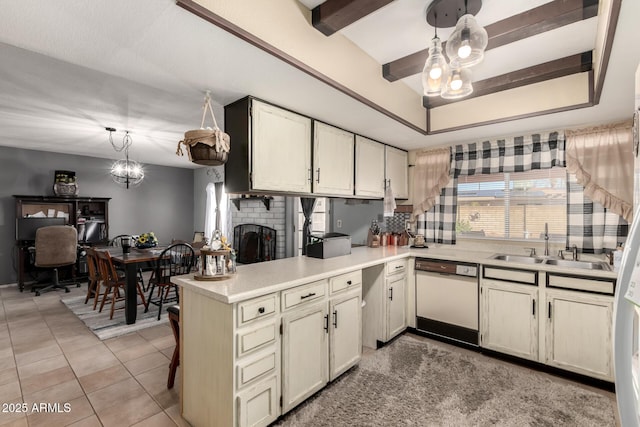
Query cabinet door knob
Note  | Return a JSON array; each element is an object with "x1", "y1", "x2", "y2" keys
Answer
[
  {"x1": 347, "y1": 280, "x2": 352, "y2": 285},
  {"x1": 258, "y1": 307, "x2": 265, "y2": 314}
]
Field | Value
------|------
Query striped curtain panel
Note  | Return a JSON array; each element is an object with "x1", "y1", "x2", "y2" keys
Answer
[{"x1": 567, "y1": 175, "x2": 628, "y2": 253}]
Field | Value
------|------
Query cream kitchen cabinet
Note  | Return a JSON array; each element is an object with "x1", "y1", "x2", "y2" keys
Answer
[
  {"x1": 281, "y1": 299, "x2": 329, "y2": 413},
  {"x1": 362, "y1": 259, "x2": 407, "y2": 348},
  {"x1": 281, "y1": 272, "x2": 362, "y2": 414},
  {"x1": 313, "y1": 121, "x2": 354, "y2": 196},
  {"x1": 328, "y1": 270, "x2": 362, "y2": 380},
  {"x1": 355, "y1": 135, "x2": 385, "y2": 198},
  {"x1": 480, "y1": 267, "x2": 539, "y2": 361},
  {"x1": 544, "y1": 275, "x2": 614, "y2": 381},
  {"x1": 385, "y1": 145, "x2": 408, "y2": 199},
  {"x1": 225, "y1": 96, "x2": 312, "y2": 194}
]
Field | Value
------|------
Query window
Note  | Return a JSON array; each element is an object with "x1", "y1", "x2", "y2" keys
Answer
[{"x1": 456, "y1": 168, "x2": 567, "y2": 241}]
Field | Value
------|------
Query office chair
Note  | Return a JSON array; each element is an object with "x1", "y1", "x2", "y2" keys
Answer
[{"x1": 34, "y1": 225, "x2": 78, "y2": 296}]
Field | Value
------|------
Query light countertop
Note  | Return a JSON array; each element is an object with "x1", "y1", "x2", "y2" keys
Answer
[{"x1": 174, "y1": 245, "x2": 618, "y2": 304}]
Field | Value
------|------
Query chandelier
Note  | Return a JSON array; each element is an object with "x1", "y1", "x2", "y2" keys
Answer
[
  {"x1": 106, "y1": 127, "x2": 144, "y2": 189},
  {"x1": 422, "y1": 0, "x2": 487, "y2": 100}
]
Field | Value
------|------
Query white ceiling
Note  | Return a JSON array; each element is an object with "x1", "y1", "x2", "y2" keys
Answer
[{"x1": 0, "y1": 0, "x2": 639, "y2": 170}]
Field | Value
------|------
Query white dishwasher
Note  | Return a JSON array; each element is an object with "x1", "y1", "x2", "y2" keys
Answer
[{"x1": 415, "y1": 258, "x2": 479, "y2": 346}]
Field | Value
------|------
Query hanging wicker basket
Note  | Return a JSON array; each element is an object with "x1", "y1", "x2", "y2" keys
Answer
[{"x1": 177, "y1": 92, "x2": 230, "y2": 166}]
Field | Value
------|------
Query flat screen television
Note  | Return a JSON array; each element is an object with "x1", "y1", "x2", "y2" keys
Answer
[{"x1": 16, "y1": 217, "x2": 66, "y2": 241}]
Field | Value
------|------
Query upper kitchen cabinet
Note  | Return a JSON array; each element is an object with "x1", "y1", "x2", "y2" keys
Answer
[
  {"x1": 313, "y1": 122, "x2": 354, "y2": 196},
  {"x1": 385, "y1": 145, "x2": 408, "y2": 200},
  {"x1": 225, "y1": 97, "x2": 312, "y2": 194},
  {"x1": 355, "y1": 136, "x2": 385, "y2": 198}
]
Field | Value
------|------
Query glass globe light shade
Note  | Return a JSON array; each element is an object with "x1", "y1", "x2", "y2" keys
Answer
[
  {"x1": 421, "y1": 36, "x2": 450, "y2": 97},
  {"x1": 446, "y1": 14, "x2": 488, "y2": 68},
  {"x1": 110, "y1": 158, "x2": 144, "y2": 187},
  {"x1": 441, "y1": 67, "x2": 473, "y2": 99}
]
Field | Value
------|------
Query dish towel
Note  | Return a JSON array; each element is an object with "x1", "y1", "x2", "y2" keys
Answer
[{"x1": 383, "y1": 184, "x2": 396, "y2": 217}]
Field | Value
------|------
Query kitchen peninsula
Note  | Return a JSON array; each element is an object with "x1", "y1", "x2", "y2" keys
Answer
[{"x1": 173, "y1": 245, "x2": 617, "y2": 427}]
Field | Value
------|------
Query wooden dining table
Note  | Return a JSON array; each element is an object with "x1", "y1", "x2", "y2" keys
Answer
[
  {"x1": 103, "y1": 246, "x2": 201, "y2": 325},
  {"x1": 109, "y1": 249, "x2": 163, "y2": 324}
]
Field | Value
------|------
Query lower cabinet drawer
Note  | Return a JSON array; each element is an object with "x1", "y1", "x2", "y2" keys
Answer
[
  {"x1": 236, "y1": 375, "x2": 279, "y2": 427},
  {"x1": 386, "y1": 259, "x2": 407, "y2": 276},
  {"x1": 237, "y1": 322, "x2": 278, "y2": 358},
  {"x1": 329, "y1": 270, "x2": 362, "y2": 294},
  {"x1": 237, "y1": 349, "x2": 278, "y2": 390},
  {"x1": 237, "y1": 293, "x2": 278, "y2": 327},
  {"x1": 282, "y1": 280, "x2": 327, "y2": 310}
]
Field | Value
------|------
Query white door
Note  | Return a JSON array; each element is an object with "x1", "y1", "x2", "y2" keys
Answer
[
  {"x1": 252, "y1": 100, "x2": 312, "y2": 193},
  {"x1": 546, "y1": 290, "x2": 613, "y2": 380},
  {"x1": 355, "y1": 135, "x2": 385, "y2": 197},
  {"x1": 385, "y1": 145, "x2": 408, "y2": 199},
  {"x1": 481, "y1": 280, "x2": 538, "y2": 361},
  {"x1": 329, "y1": 291, "x2": 361, "y2": 381},
  {"x1": 313, "y1": 122, "x2": 354, "y2": 196},
  {"x1": 281, "y1": 302, "x2": 328, "y2": 413},
  {"x1": 386, "y1": 274, "x2": 406, "y2": 341}
]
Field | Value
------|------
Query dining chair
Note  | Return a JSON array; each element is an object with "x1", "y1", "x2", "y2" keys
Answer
[
  {"x1": 84, "y1": 248, "x2": 103, "y2": 309},
  {"x1": 96, "y1": 249, "x2": 147, "y2": 320},
  {"x1": 109, "y1": 234, "x2": 148, "y2": 289},
  {"x1": 145, "y1": 243, "x2": 195, "y2": 320},
  {"x1": 167, "y1": 304, "x2": 180, "y2": 389}
]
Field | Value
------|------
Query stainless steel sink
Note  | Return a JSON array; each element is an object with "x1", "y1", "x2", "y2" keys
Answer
[
  {"x1": 543, "y1": 259, "x2": 610, "y2": 270},
  {"x1": 491, "y1": 254, "x2": 544, "y2": 264}
]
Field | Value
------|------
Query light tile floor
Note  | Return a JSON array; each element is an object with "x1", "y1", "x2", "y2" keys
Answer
[{"x1": 0, "y1": 282, "x2": 189, "y2": 427}]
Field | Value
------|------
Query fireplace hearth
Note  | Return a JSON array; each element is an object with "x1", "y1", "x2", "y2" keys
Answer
[{"x1": 233, "y1": 224, "x2": 277, "y2": 264}]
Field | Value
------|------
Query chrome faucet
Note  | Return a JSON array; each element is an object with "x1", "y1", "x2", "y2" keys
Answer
[
  {"x1": 543, "y1": 223, "x2": 549, "y2": 256},
  {"x1": 571, "y1": 244, "x2": 579, "y2": 261}
]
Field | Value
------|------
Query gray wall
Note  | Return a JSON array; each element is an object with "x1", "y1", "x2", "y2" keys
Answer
[
  {"x1": 330, "y1": 199, "x2": 383, "y2": 245},
  {"x1": 0, "y1": 146, "x2": 194, "y2": 285}
]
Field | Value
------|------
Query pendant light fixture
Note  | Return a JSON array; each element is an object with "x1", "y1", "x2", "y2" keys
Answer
[
  {"x1": 421, "y1": 23, "x2": 449, "y2": 96},
  {"x1": 446, "y1": 12, "x2": 488, "y2": 68},
  {"x1": 441, "y1": 67, "x2": 474, "y2": 99},
  {"x1": 422, "y1": 0, "x2": 484, "y2": 101},
  {"x1": 107, "y1": 127, "x2": 144, "y2": 189}
]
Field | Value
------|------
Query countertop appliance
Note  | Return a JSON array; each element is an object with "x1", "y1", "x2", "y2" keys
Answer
[
  {"x1": 614, "y1": 211, "x2": 640, "y2": 426},
  {"x1": 415, "y1": 258, "x2": 479, "y2": 346},
  {"x1": 306, "y1": 232, "x2": 351, "y2": 259}
]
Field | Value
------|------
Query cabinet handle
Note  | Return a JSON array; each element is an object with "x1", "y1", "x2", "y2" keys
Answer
[
  {"x1": 308, "y1": 168, "x2": 312, "y2": 183},
  {"x1": 324, "y1": 314, "x2": 329, "y2": 333},
  {"x1": 548, "y1": 302, "x2": 552, "y2": 319},
  {"x1": 532, "y1": 300, "x2": 535, "y2": 316},
  {"x1": 300, "y1": 292, "x2": 316, "y2": 300},
  {"x1": 396, "y1": 265, "x2": 403, "y2": 269},
  {"x1": 389, "y1": 287, "x2": 393, "y2": 301},
  {"x1": 316, "y1": 168, "x2": 320, "y2": 183},
  {"x1": 346, "y1": 280, "x2": 352, "y2": 285},
  {"x1": 258, "y1": 307, "x2": 265, "y2": 314},
  {"x1": 333, "y1": 310, "x2": 338, "y2": 328}
]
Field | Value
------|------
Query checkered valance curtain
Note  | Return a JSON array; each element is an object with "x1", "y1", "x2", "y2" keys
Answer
[
  {"x1": 567, "y1": 175, "x2": 628, "y2": 253},
  {"x1": 452, "y1": 132, "x2": 565, "y2": 177}
]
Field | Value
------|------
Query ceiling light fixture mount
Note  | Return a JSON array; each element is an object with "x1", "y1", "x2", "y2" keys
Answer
[
  {"x1": 423, "y1": 0, "x2": 486, "y2": 100},
  {"x1": 106, "y1": 127, "x2": 144, "y2": 189}
]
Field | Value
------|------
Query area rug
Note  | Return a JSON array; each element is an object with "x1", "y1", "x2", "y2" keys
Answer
[
  {"x1": 275, "y1": 334, "x2": 617, "y2": 427},
  {"x1": 61, "y1": 294, "x2": 168, "y2": 340}
]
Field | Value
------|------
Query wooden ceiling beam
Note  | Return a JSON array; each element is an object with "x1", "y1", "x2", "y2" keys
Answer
[
  {"x1": 423, "y1": 51, "x2": 593, "y2": 108},
  {"x1": 312, "y1": 0, "x2": 393, "y2": 36},
  {"x1": 384, "y1": 0, "x2": 598, "y2": 82}
]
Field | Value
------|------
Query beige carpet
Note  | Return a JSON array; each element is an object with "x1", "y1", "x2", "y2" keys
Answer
[{"x1": 276, "y1": 334, "x2": 617, "y2": 426}]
